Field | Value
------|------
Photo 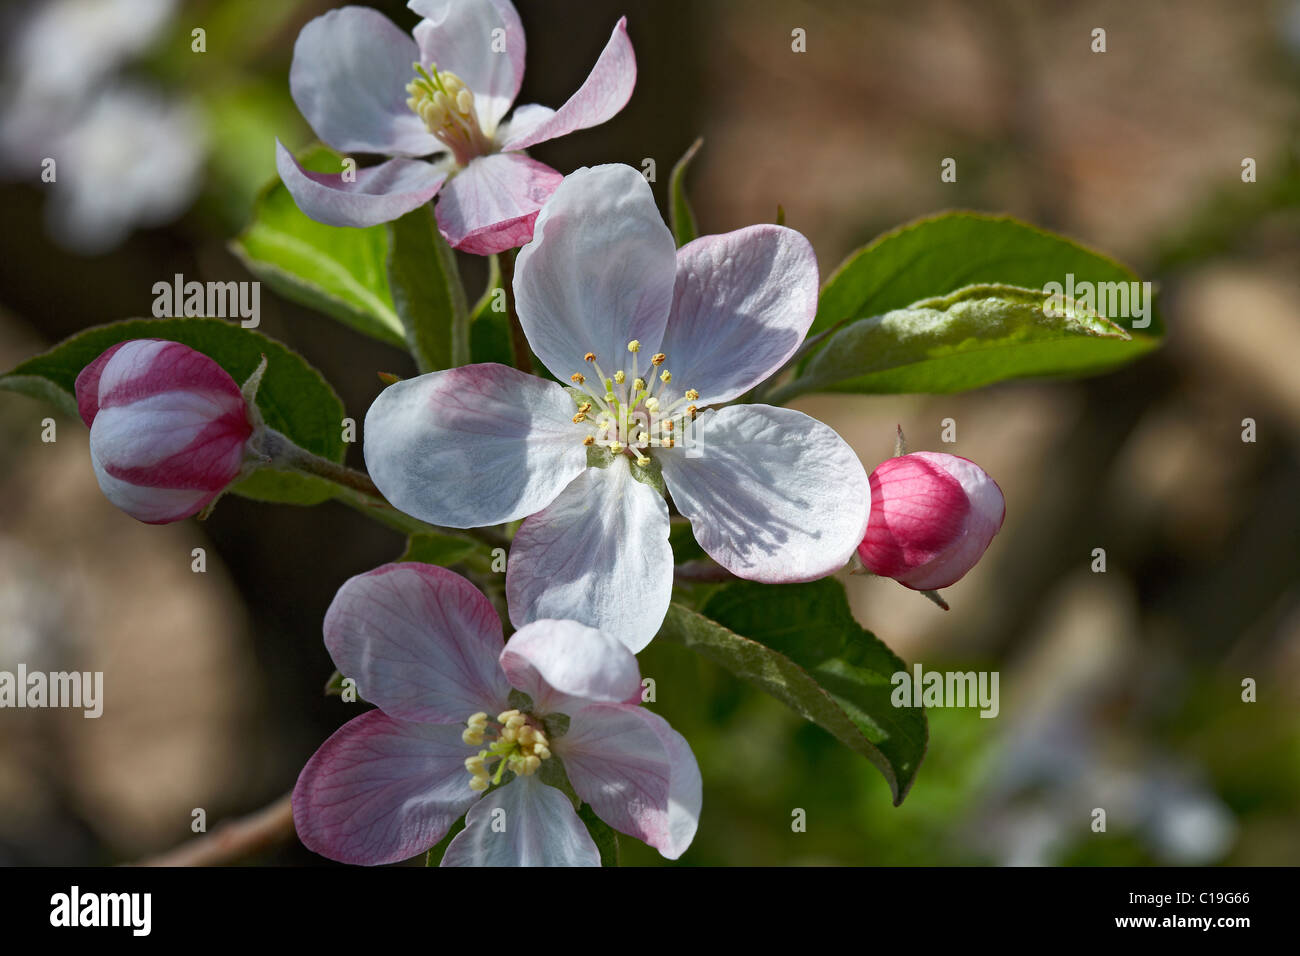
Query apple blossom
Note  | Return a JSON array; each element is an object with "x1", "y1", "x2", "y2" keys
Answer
[
  {"x1": 857, "y1": 451, "x2": 1005, "y2": 591},
  {"x1": 363, "y1": 164, "x2": 871, "y2": 651},
  {"x1": 292, "y1": 562, "x2": 701, "y2": 866},
  {"x1": 74, "y1": 340, "x2": 258, "y2": 524},
  {"x1": 275, "y1": 0, "x2": 635, "y2": 254}
]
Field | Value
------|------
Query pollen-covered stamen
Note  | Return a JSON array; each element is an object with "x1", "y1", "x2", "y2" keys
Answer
[
  {"x1": 462, "y1": 709, "x2": 552, "y2": 791},
  {"x1": 570, "y1": 346, "x2": 702, "y2": 456},
  {"x1": 406, "y1": 62, "x2": 492, "y2": 166}
]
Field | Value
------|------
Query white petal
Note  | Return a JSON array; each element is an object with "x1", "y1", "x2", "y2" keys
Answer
[
  {"x1": 559, "y1": 703, "x2": 701, "y2": 859},
  {"x1": 660, "y1": 405, "x2": 869, "y2": 582},
  {"x1": 499, "y1": 619, "x2": 641, "y2": 715},
  {"x1": 512, "y1": 164, "x2": 676, "y2": 383},
  {"x1": 505, "y1": 458, "x2": 672, "y2": 652},
  {"x1": 324, "y1": 563, "x2": 511, "y2": 724},
  {"x1": 658, "y1": 225, "x2": 819, "y2": 405},
  {"x1": 290, "y1": 7, "x2": 439, "y2": 156},
  {"x1": 439, "y1": 774, "x2": 599, "y2": 866},
  {"x1": 363, "y1": 364, "x2": 589, "y2": 528},
  {"x1": 410, "y1": 0, "x2": 525, "y2": 136}
]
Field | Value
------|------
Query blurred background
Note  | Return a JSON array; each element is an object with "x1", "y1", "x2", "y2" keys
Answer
[{"x1": 1, "y1": 0, "x2": 1297, "y2": 866}]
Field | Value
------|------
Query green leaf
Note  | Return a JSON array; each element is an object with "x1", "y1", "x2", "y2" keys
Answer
[
  {"x1": 578, "y1": 803, "x2": 621, "y2": 867},
  {"x1": 231, "y1": 144, "x2": 405, "y2": 349},
  {"x1": 660, "y1": 579, "x2": 927, "y2": 805},
  {"x1": 398, "y1": 531, "x2": 479, "y2": 567},
  {"x1": 787, "y1": 282, "x2": 1149, "y2": 397},
  {"x1": 0, "y1": 317, "x2": 346, "y2": 505},
  {"x1": 811, "y1": 211, "x2": 1163, "y2": 337},
  {"x1": 668, "y1": 137, "x2": 703, "y2": 247},
  {"x1": 386, "y1": 204, "x2": 470, "y2": 372}
]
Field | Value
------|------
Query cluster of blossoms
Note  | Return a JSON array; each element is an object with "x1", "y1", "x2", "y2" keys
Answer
[
  {"x1": 67, "y1": 0, "x2": 1005, "y2": 866},
  {"x1": 275, "y1": 0, "x2": 634, "y2": 253}
]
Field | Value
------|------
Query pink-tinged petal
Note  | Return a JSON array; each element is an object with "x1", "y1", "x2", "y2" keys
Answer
[
  {"x1": 323, "y1": 563, "x2": 511, "y2": 724},
  {"x1": 440, "y1": 774, "x2": 599, "y2": 866},
  {"x1": 659, "y1": 226, "x2": 819, "y2": 405},
  {"x1": 500, "y1": 620, "x2": 641, "y2": 716},
  {"x1": 87, "y1": 459, "x2": 215, "y2": 525},
  {"x1": 505, "y1": 460, "x2": 672, "y2": 652},
  {"x1": 94, "y1": 339, "x2": 245, "y2": 412},
  {"x1": 363, "y1": 363, "x2": 588, "y2": 528},
  {"x1": 558, "y1": 703, "x2": 701, "y2": 859},
  {"x1": 660, "y1": 405, "x2": 869, "y2": 583},
  {"x1": 74, "y1": 341, "x2": 128, "y2": 427},
  {"x1": 513, "y1": 164, "x2": 675, "y2": 382},
  {"x1": 857, "y1": 453, "x2": 969, "y2": 579},
  {"x1": 890, "y1": 453, "x2": 1005, "y2": 591},
  {"x1": 494, "y1": 103, "x2": 553, "y2": 147},
  {"x1": 410, "y1": 0, "x2": 525, "y2": 137},
  {"x1": 498, "y1": 18, "x2": 635, "y2": 152},
  {"x1": 276, "y1": 140, "x2": 447, "y2": 228},
  {"x1": 293, "y1": 711, "x2": 479, "y2": 866},
  {"x1": 434, "y1": 152, "x2": 561, "y2": 255},
  {"x1": 289, "y1": 6, "x2": 439, "y2": 156}
]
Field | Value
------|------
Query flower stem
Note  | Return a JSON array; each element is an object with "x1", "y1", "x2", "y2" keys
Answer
[
  {"x1": 255, "y1": 428, "x2": 507, "y2": 549},
  {"x1": 498, "y1": 250, "x2": 534, "y2": 374}
]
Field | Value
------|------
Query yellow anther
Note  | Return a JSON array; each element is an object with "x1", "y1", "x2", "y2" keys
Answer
[
  {"x1": 614, "y1": 370, "x2": 626, "y2": 384},
  {"x1": 505, "y1": 714, "x2": 526, "y2": 729},
  {"x1": 637, "y1": 431, "x2": 649, "y2": 443},
  {"x1": 521, "y1": 755, "x2": 542, "y2": 775},
  {"x1": 497, "y1": 709, "x2": 520, "y2": 723},
  {"x1": 572, "y1": 412, "x2": 587, "y2": 424},
  {"x1": 662, "y1": 437, "x2": 675, "y2": 448},
  {"x1": 644, "y1": 397, "x2": 660, "y2": 413},
  {"x1": 609, "y1": 441, "x2": 624, "y2": 453},
  {"x1": 584, "y1": 351, "x2": 596, "y2": 362},
  {"x1": 635, "y1": 455, "x2": 650, "y2": 466},
  {"x1": 633, "y1": 378, "x2": 647, "y2": 392},
  {"x1": 517, "y1": 725, "x2": 535, "y2": 745},
  {"x1": 501, "y1": 727, "x2": 518, "y2": 743},
  {"x1": 578, "y1": 402, "x2": 592, "y2": 412},
  {"x1": 660, "y1": 370, "x2": 672, "y2": 383},
  {"x1": 651, "y1": 353, "x2": 666, "y2": 366},
  {"x1": 462, "y1": 728, "x2": 484, "y2": 746},
  {"x1": 685, "y1": 389, "x2": 700, "y2": 401},
  {"x1": 571, "y1": 372, "x2": 585, "y2": 384},
  {"x1": 583, "y1": 435, "x2": 595, "y2": 446},
  {"x1": 465, "y1": 755, "x2": 486, "y2": 773},
  {"x1": 469, "y1": 776, "x2": 489, "y2": 791},
  {"x1": 688, "y1": 405, "x2": 698, "y2": 418},
  {"x1": 455, "y1": 88, "x2": 475, "y2": 115},
  {"x1": 468, "y1": 712, "x2": 488, "y2": 727},
  {"x1": 627, "y1": 340, "x2": 641, "y2": 353},
  {"x1": 534, "y1": 744, "x2": 551, "y2": 760}
]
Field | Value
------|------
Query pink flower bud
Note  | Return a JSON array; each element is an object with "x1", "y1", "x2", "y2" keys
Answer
[
  {"x1": 857, "y1": 452, "x2": 1005, "y2": 591},
  {"x1": 74, "y1": 339, "x2": 255, "y2": 524}
]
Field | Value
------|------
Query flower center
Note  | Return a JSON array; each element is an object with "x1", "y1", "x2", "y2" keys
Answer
[
  {"x1": 568, "y1": 340, "x2": 700, "y2": 466},
  {"x1": 461, "y1": 709, "x2": 552, "y2": 791},
  {"x1": 406, "y1": 62, "x2": 492, "y2": 166}
]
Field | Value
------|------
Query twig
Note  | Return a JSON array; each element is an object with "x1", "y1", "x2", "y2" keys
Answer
[{"x1": 133, "y1": 793, "x2": 295, "y2": 867}]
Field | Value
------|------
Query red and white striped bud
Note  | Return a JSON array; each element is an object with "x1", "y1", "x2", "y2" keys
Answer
[
  {"x1": 74, "y1": 339, "x2": 257, "y2": 524},
  {"x1": 857, "y1": 451, "x2": 1005, "y2": 591}
]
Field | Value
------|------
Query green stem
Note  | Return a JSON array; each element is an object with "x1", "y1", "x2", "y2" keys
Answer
[
  {"x1": 498, "y1": 250, "x2": 534, "y2": 374},
  {"x1": 255, "y1": 428, "x2": 507, "y2": 549}
]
